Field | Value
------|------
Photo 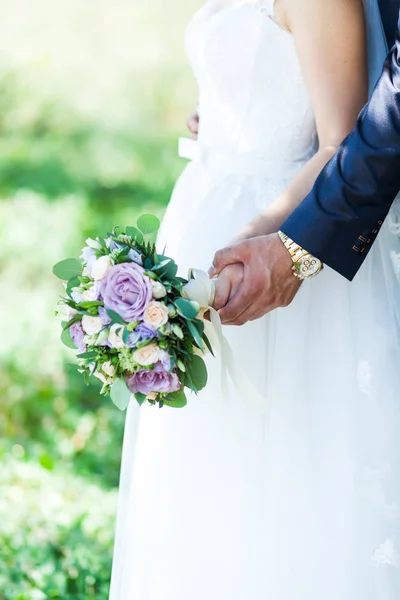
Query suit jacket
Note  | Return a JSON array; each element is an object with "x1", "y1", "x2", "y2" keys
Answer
[
  {"x1": 379, "y1": 0, "x2": 400, "y2": 47},
  {"x1": 281, "y1": 14, "x2": 400, "y2": 281}
]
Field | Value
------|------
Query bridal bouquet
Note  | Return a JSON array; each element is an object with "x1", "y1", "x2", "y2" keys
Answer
[{"x1": 54, "y1": 215, "x2": 214, "y2": 410}]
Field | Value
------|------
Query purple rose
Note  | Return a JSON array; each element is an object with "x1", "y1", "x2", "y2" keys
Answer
[
  {"x1": 70, "y1": 321, "x2": 86, "y2": 354},
  {"x1": 100, "y1": 263, "x2": 152, "y2": 322},
  {"x1": 125, "y1": 323, "x2": 159, "y2": 349},
  {"x1": 126, "y1": 365, "x2": 181, "y2": 396}
]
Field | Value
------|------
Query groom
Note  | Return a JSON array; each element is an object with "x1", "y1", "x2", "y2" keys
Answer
[{"x1": 208, "y1": 1, "x2": 400, "y2": 325}]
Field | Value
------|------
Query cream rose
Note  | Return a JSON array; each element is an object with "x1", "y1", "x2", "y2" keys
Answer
[
  {"x1": 133, "y1": 343, "x2": 161, "y2": 366},
  {"x1": 143, "y1": 301, "x2": 169, "y2": 330},
  {"x1": 108, "y1": 324, "x2": 126, "y2": 349},
  {"x1": 151, "y1": 280, "x2": 167, "y2": 299},
  {"x1": 94, "y1": 370, "x2": 113, "y2": 385},
  {"x1": 102, "y1": 361, "x2": 115, "y2": 377},
  {"x1": 92, "y1": 255, "x2": 113, "y2": 281},
  {"x1": 82, "y1": 315, "x2": 103, "y2": 335}
]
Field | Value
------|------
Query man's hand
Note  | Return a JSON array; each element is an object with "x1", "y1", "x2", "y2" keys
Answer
[
  {"x1": 186, "y1": 111, "x2": 199, "y2": 139},
  {"x1": 209, "y1": 234, "x2": 302, "y2": 325}
]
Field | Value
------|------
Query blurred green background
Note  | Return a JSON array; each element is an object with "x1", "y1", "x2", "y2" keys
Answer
[{"x1": 0, "y1": 1, "x2": 199, "y2": 597}]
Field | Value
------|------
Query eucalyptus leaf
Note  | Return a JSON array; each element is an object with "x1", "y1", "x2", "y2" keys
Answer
[
  {"x1": 163, "y1": 389, "x2": 188, "y2": 408},
  {"x1": 144, "y1": 258, "x2": 153, "y2": 270},
  {"x1": 53, "y1": 258, "x2": 82, "y2": 281},
  {"x1": 126, "y1": 227, "x2": 144, "y2": 245},
  {"x1": 152, "y1": 258, "x2": 178, "y2": 280},
  {"x1": 110, "y1": 380, "x2": 132, "y2": 411},
  {"x1": 187, "y1": 319, "x2": 205, "y2": 351},
  {"x1": 137, "y1": 214, "x2": 160, "y2": 235},
  {"x1": 106, "y1": 309, "x2": 126, "y2": 325},
  {"x1": 77, "y1": 350, "x2": 98, "y2": 360},
  {"x1": 66, "y1": 276, "x2": 81, "y2": 297},
  {"x1": 185, "y1": 355, "x2": 208, "y2": 392},
  {"x1": 134, "y1": 392, "x2": 147, "y2": 406},
  {"x1": 175, "y1": 297, "x2": 200, "y2": 320},
  {"x1": 61, "y1": 327, "x2": 76, "y2": 350}
]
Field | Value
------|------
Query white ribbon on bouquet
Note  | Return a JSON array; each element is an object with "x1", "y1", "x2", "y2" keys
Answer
[{"x1": 182, "y1": 269, "x2": 267, "y2": 413}]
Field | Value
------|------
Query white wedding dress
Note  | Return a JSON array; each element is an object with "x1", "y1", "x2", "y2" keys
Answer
[{"x1": 110, "y1": 1, "x2": 400, "y2": 598}]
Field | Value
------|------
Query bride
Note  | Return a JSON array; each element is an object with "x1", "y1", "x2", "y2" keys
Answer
[{"x1": 110, "y1": 0, "x2": 400, "y2": 598}]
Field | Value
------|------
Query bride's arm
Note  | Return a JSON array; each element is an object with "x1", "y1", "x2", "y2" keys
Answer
[{"x1": 236, "y1": 0, "x2": 368, "y2": 241}]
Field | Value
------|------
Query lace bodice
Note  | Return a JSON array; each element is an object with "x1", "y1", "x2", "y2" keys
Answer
[{"x1": 185, "y1": 0, "x2": 318, "y2": 167}]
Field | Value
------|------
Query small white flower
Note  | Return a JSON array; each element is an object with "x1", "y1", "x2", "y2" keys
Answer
[
  {"x1": 92, "y1": 255, "x2": 113, "y2": 281},
  {"x1": 143, "y1": 301, "x2": 169, "y2": 329},
  {"x1": 147, "y1": 392, "x2": 158, "y2": 401},
  {"x1": 133, "y1": 343, "x2": 160, "y2": 366},
  {"x1": 82, "y1": 266, "x2": 91, "y2": 278},
  {"x1": 108, "y1": 324, "x2": 126, "y2": 349},
  {"x1": 82, "y1": 315, "x2": 103, "y2": 335},
  {"x1": 85, "y1": 237, "x2": 102, "y2": 250},
  {"x1": 151, "y1": 280, "x2": 167, "y2": 299}
]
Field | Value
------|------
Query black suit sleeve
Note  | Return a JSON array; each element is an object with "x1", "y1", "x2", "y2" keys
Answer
[{"x1": 281, "y1": 21, "x2": 400, "y2": 281}]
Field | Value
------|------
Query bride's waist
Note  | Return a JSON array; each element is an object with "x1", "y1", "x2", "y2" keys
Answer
[{"x1": 178, "y1": 138, "x2": 310, "y2": 179}]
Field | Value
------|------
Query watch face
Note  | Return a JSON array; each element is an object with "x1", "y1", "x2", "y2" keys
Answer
[{"x1": 297, "y1": 254, "x2": 322, "y2": 278}]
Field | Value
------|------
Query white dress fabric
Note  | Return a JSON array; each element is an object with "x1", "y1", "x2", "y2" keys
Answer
[{"x1": 109, "y1": 2, "x2": 400, "y2": 599}]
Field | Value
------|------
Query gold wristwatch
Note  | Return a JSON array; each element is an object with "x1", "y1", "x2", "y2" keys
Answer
[{"x1": 278, "y1": 231, "x2": 323, "y2": 280}]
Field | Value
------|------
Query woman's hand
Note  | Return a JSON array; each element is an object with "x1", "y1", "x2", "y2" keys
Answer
[{"x1": 212, "y1": 263, "x2": 244, "y2": 311}]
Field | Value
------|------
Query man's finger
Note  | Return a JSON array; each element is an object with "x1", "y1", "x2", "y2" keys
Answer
[
  {"x1": 218, "y1": 288, "x2": 253, "y2": 324},
  {"x1": 210, "y1": 245, "x2": 244, "y2": 277}
]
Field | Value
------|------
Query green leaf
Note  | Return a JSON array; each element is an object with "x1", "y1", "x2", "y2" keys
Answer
[
  {"x1": 202, "y1": 333, "x2": 215, "y2": 357},
  {"x1": 66, "y1": 276, "x2": 81, "y2": 297},
  {"x1": 53, "y1": 258, "x2": 82, "y2": 281},
  {"x1": 187, "y1": 319, "x2": 205, "y2": 351},
  {"x1": 126, "y1": 227, "x2": 144, "y2": 245},
  {"x1": 110, "y1": 379, "x2": 132, "y2": 411},
  {"x1": 137, "y1": 214, "x2": 160, "y2": 235},
  {"x1": 106, "y1": 309, "x2": 126, "y2": 325},
  {"x1": 144, "y1": 257, "x2": 153, "y2": 270},
  {"x1": 163, "y1": 389, "x2": 188, "y2": 408},
  {"x1": 76, "y1": 300, "x2": 103, "y2": 310},
  {"x1": 134, "y1": 392, "x2": 147, "y2": 406},
  {"x1": 61, "y1": 327, "x2": 76, "y2": 349},
  {"x1": 122, "y1": 328, "x2": 131, "y2": 344},
  {"x1": 185, "y1": 355, "x2": 208, "y2": 392},
  {"x1": 61, "y1": 315, "x2": 81, "y2": 331},
  {"x1": 152, "y1": 258, "x2": 178, "y2": 280},
  {"x1": 77, "y1": 351, "x2": 98, "y2": 360},
  {"x1": 175, "y1": 297, "x2": 200, "y2": 320}
]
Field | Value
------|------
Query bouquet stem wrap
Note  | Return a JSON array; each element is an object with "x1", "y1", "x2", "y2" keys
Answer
[{"x1": 183, "y1": 269, "x2": 267, "y2": 413}]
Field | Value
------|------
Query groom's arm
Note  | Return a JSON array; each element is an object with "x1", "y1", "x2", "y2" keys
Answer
[{"x1": 281, "y1": 19, "x2": 400, "y2": 281}]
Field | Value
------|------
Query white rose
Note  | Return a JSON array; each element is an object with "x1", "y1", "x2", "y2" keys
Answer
[
  {"x1": 71, "y1": 288, "x2": 84, "y2": 303},
  {"x1": 133, "y1": 343, "x2": 160, "y2": 366},
  {"x1": 102, "y1": 360, "x2": 115, "y2": 377},
  {"x1": 82, "y1": 315, "x2": 103, "y2": 335},
  {"x1": 82, "y1": 283, "x2": 100, "y2": 301},
  {"x1": 85, "y1": 237, "x2": 102, "y2": 250},
  {"x1": 91, "y1": 255, "x2": 113, "y2": 281},
  {"x1": 143, "y1": 301, "x2": 169, "y2": 330},
  {"x1": 151, "y1": 280, "x2": 167, "y2": 299},
  {"x1": 108, "y1": 324, "x2": 126, "y2": 349}
]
